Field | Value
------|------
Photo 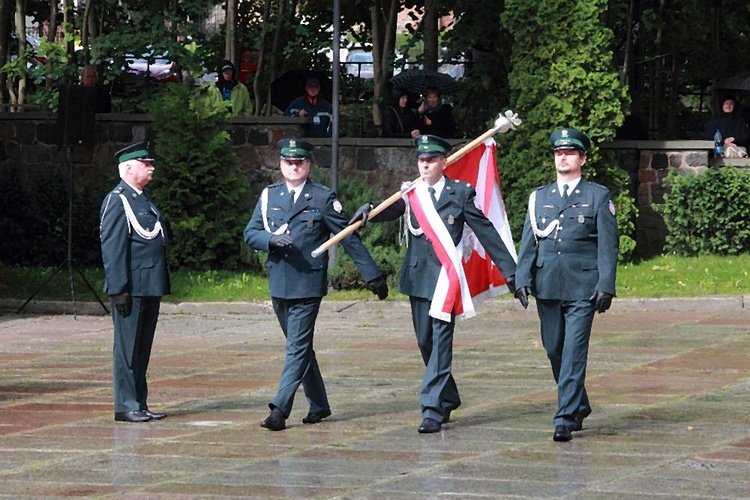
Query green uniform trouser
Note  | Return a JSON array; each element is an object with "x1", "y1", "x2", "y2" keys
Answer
[
  {"x1": 410, "y1": 297, "x2": 461, "y2": 423},
  {"x1": 270, "y1": 297, "x2": 329, "y2": 418},
  {"x1": 111, "y1": 296, "x2": 161, "y2": 413},
  {"x1": 536, "y1": 298, "x2": 594, "y2": 428}
]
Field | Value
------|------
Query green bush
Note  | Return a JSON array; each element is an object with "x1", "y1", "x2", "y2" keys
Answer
[
  {"x1": 149, "y1": 84, "x2": 250, "y2": 270},
  {"x1": 654, "y1": 168, "x2": 750, "y2": 256},
  {"x1": 500, "y1": 0, "x2": 637, "y2": 261}
]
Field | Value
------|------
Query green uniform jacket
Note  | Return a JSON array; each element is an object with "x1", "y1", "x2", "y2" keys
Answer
[
  {"x1": 516, "y1": 178, "x2": 618, "y2": 300},
  {"x1": 99, "y1": 180, "x2": 171, "y2": 297},
  {"x1": 243, "y1": 181, "x2": 382, "y2": 299}
]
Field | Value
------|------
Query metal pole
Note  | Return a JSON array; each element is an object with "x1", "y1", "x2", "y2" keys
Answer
[{"x1": 329, "y1": 0, "x2": 341, "y2": 267}]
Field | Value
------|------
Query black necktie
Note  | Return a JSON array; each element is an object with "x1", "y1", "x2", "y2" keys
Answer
[
  {"x1": 562, "y1": 184, "x2": 569, "y2": 204},
  {"x1": 428, "y1": 186, "x2": 438, "y2": 206},
  {"x1": 289, "y1": 190, "x2": 296, "y2": 209}
]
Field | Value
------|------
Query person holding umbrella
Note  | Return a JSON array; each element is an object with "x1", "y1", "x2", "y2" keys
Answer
[
  {"x1": 284, "y1": 76, "x2": 333, "y2": 138},
  {"x1": 418, "y1": 87, "x2": 458, "y2": 138}
]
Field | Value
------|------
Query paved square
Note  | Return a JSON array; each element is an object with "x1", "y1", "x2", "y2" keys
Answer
[{"x1": 1, "y1": 297, "x2": 749, "y2": 498}]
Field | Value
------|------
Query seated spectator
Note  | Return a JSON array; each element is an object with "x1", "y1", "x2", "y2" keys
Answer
[
  {"x1": 382, "y1": 87, "x2": 421, "y2": 138},
  {"x1": 284, "y1": 76, "x2": 333, "y2": 137},
  {"x1": 81, "y1": 65, "x2": 112, "y2": 114},
  {"x1": 418, "y1": 87, "x2": 458, "y2": 138},
  {"x1": 704, "y1": 96, "x2": 749, "y2": 149},
  {"x1": 208, "y1": 60, "x2": 252, "y2": 116}
]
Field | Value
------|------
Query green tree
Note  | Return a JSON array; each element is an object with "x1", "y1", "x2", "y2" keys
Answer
[
  {"x1": 149, "y1": 84, "x2": 249, "y2": 270},
  {"x1": 501, "y1": 0, "x2": 636, "y2": 260}
]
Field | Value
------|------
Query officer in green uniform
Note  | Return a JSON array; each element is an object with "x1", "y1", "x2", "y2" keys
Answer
[
  {"x1": 243, "y1": 138, "x2": 388, "y2": 431},
  {"x1": 349, "y1": 135, "x2": 518, "y2": 434},
  {"x1": 99, "y1": 141, "x2": 171, "y2": 423},
  {"x1": 515, "y1": 128, "x2": 619, "y2": 442}
]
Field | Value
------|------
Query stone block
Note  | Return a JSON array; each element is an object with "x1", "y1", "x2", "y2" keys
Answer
[
  {"x1": 0, "y1": 122, "x2": 14, "y2": 140},
  {"x1": 651, "y1": 152, "x2": 668, "y2": 170},
  {"x1": 639, "y1": 151, "x2": 653, "y2": 170},
  {"x1": 638, "y1": 169, "x2": 657, "y2": 183},
  {"x1": 247, "y1": 128, "x2": 268, "y2": 146},
  {"x1": 685, "y1": 151, "x2": 709, "y2": 166},
  {"x1": 15, "y1": 123, "x2": 36, "y2": 145},
  {"x1": 637, "y1": 183, "x2": 651, "y2": 207},
  {"x1": 313, "y1": 147, "x2": 332, "y2": 168},
  {"x1": 37, "y1": 122, "x2": 61, "y2": 145},
  {"x1": 230, "y1": 126, "x2": 246, "y2": 145},
  {"x1": 108, "y1": 122, "x2": 134, "y2": 143},
  {"x1": 355, "y1": 147, "x2": 376, "y2": 171},
  {"x1": 668, "y1": 153, "x2": 683, "y2": 168}
]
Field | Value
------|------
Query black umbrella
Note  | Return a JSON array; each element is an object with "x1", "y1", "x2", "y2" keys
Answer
[
  {"x1": 270, "y1": 69, "x2": 333, "y2": 112},
  {"x1": 390, "y1": 68, "x2": 460, "y2": 95},
  {"x1": 715, "y1": 72, "x2": 750, "y2": 91}
]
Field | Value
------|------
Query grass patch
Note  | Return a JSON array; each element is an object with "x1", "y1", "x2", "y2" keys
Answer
[
  {"x1": 1, "y1": 254, "x2": 747, "y2": 303},
  {"x1": 617, "y1": 254, "x2": 749, "y2": 298}
]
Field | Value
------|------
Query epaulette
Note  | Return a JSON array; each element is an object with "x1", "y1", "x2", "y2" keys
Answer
[
  {"x1": 535, "y1": 185, "x2": 546, "y2": 191},
  {"x1": 588, "y1": 181, "x2": 608, "y2": 190},
  {"x1": 266, "y1": 182, "x2": 283, "y2": 190},
  {"x1": 112, "y1": 186, "x2": 124, "y2": 194},
  {"x1": 310, "y1": 182, "x2": 332, "y2": 193}
]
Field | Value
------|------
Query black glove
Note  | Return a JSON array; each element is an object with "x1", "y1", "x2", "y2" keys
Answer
[
  {"x1": 269, "y1": 234, "x2": 294, "y2": 249},
  {"x1": 514, "y1": 286, "x2": 530, "y2": 310},
  {"x1": 113, "y1": 292, "x2": 131, "y2": 318},
  {"x1": 366, "y1": 276, "x2": 389, "y2": 300},
  {"x1": 590, "y1": 290, "x2": 614, "y2": 314},
  {"x1": 348, "y1": 202, "x2": 373, "y2": 227},
  {"x1": 505, "y1": 275, "x2": 517, "y2": 295}
]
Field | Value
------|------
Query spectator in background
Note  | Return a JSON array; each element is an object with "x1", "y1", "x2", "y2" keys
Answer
[
  {"x1": 208, "y1": 60, "x2": 252, "y2": 116},
  {"x1": 383, "y1": 87, "x2": 421, "y2": 139},
  {"x1": 418, "y1": 87, "x2": 458, "y2": 139},
  {"x1": 81, "y1": 65, "x2": 112, "y2": 114},
  {"x1": 704, "y1": 96, "x2": 749, "y2": 149},
  {"x1": 284, "y1": 76, "x2": 333, "y2": 138}
]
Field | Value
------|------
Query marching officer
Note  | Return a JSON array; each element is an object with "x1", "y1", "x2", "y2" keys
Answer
[
  {"x1": 349, "y1": 135, "x2": 518, "y2": 434},
  {"x1": 243, "y1": 138, "x2": 388, "y2": 431},
  {"x1": 99, "y1": 141, "x2": 171, "y2": 423},
  {"x1": 514, "y1": 128, "x2": 619, "y2": 442}
]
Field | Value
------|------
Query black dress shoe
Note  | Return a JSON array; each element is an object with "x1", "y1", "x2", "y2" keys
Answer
[
  {"x1": 142, "y1": 409, "x2": 167, "y2": 420},
  {"x1": 418, "y1": 418, "x2": 441, "y2": 434},
  {"x1": 260, "y1": 407, "x2": 286, "y2": 431},
  {"x1": 115, "y1": 410, "x2": 151, "y2": 423},
  {"x1": 302, "y1": 408, "x2": 331, "y2": 424},
  {"x1": 553, "y1": 425, "x2": 573, "y2": 442}
]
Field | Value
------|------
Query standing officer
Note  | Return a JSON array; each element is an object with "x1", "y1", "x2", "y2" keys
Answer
[
  {"x1": 243, "y1": 138, "x2": 388, "y2": 431},
  {"x1": 100, "y1": 141, "x2": 171, "y2": 423},
  {"x1": 349, "y1": 135, "x2": 518, "y2": 434},
  {"x1": 514, "y1": 128, "x2": 619, "y2": 442}
]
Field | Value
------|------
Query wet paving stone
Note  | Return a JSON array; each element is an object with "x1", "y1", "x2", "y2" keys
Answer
[{"x1": 0, "y1": 297, "x2": 749, "y2": 497}]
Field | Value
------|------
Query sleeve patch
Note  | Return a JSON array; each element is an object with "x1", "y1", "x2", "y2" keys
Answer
[
  {"x1": 333, "y1": 200, "x2": 343, "y2": 213},
  {"x1": 608, "y1": 200, "x2": 616, "y2": 215}
]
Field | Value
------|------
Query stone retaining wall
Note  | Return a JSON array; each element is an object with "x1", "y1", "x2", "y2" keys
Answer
[{"x1": 0, "y1": 113, "x2": 739, "y2": 258}]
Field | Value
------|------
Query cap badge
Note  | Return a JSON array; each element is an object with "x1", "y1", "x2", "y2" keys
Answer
[
  {"x1": 289, "y1": 139, "x2": 297, "y2": 148},
  {"x1": 561, "y1": 129, "x2": 569, "y2": 137}
]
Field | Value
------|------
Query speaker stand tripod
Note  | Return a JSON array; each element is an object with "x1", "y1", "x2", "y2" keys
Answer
[{"x1": 17, "y1": 147, "x2": 109, "y2": 318}]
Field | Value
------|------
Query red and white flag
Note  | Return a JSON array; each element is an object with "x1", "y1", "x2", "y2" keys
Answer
[
  {"x1": 404, "y1": 138, "x2": 516, "y2": 321},
  {"x1": 446, "y1": 138, "x2": 517, "y2": 305}
]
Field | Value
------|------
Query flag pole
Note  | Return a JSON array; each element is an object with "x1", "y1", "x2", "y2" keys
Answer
[{"x1": 311, "y1": 111, "x2": 521, "y2": 258}]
